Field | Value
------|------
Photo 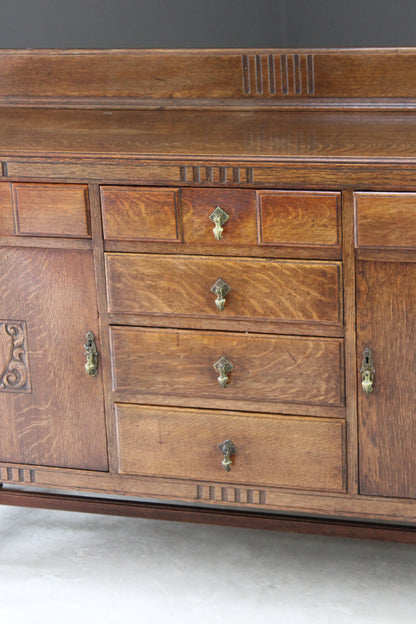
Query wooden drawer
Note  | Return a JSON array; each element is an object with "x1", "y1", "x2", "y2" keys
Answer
[
  {"x1": 115, "y1": 404, "x2": 346, "y2": 493},
  {"x1": 257, "y1": 191, "x2": 341, "y2": 249},
  {"x1": 182, "y1": 188, "x2": 257, "y2": 246},
  {"x1": 101, "y1": 186, "x2": 341, "y2": 258},
  {"x1": 105, "y1": 253, "x2": 343, "y2": 329},
  {"x1": 11, "y1": 184, "x2": 90, "y2": 238},
  {"x1": 101, "y1": 186, "x2": 180, "y2": 241},
  {"x1": 110, "y1": 327, "x2": 344, "y2": 416},
  {"x1": 355, "y1": 192, "x2": 416, "y2": 249}
]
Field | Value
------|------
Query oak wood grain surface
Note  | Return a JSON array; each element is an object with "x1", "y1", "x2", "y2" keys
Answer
[
  {"x1": 341, "y1": 191, "x2": 359, "y2": 495},
  {"x1": 258, "y1": 191, "x2": 340, "y2": 247},
  {"x1": 101, "y1": 186, "x2": 180, "y2": 241},
  {"x1": 3, "y1": 109, "x2": 416, "y2": 162},
  {"x1": 105, "y1": 253, "x2": 343, "y2": 326},
  {"x1": 355, "y1": 192, "x2": 416, "y2": 249},
  {"x1": 115, "y1": 404, "x2": 345, "y2": 492},
  {"x1": 0, "y1": 182, "x2": 13, "y2": 234},
  {"x1": 110, "y1": 327, "x2": 344, "y2": 410},
  {"x1": 2, "y1": 49, "x2": 416, "y2": 104},
  {"x1": 0, "y1": 247, "x2": 108, "y2": 470},
  {"x1": 357, "y1": 261, "x2": 416, "y2": 498},
  {"x1": 181, "y1": 188, "x2": 257, "y2": 246},
  {"x1": 7, "y1": 159, "x2": 416, "y2": 197},
  {"x1": 13, "y1": 183, "x2": 90, "y2": 238}
]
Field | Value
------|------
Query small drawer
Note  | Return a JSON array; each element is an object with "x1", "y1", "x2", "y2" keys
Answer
[
  {"x1": 257, "y1": 191, "x2": 341, "y2": 248},
  {"x1": 105, "y1": 253, "x2": 343, "y2": 327},
  {"x1": 181, "y1": 188, "x2": 257, "y2": 246},
  {"x1": 355, "y1": 192, "x2": 416, "y2": 249},
  {"x1": 101, "y1": 186, "x2": 180, "y2": 242},
  {"x1": 13, "y1": 184, "x2": 90, "y2": 238},
  {"x1": 115, "y1": 404, "x2": 346, "y2": 493},
  {"x1": 110, "y1": 327, "x2": 344, "y2": 415}
]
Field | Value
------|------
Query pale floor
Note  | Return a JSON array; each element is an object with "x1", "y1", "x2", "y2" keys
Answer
[{"x1": 0, "y1": 504, "x2": 415, "y2": 624}]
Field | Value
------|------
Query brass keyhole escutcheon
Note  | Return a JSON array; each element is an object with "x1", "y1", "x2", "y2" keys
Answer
[
  {"x1": 361, "y1": 347, "x2": 375, "y2": 394},
  {"x1": 84, "y1": 331, "x2": 98, "y2": 376},
  {"x1": 209, "y1": 206, "x2": 229, "y2": 240},
  {"x1": 211, "y1": 278, "x2": 231, "y2": 311},
  {"x1": 218, "y1": 439, "x2": 237, "y2": 472}
]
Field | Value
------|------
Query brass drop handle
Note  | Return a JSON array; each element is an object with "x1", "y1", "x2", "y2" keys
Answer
[
  {"x1": 84, "y1": 331, "x2": 98, "y2": 376},
  {"x1": 209, "y1": 206, "x2": 229, "y2": 240},
  {"x1": 361, "y1": 347, "x2": 374, "y2": 394},
  {"x1": 218, "y1": 439, "x2": 236, "y2": 472},
  {"x1": 211, "y1": 278, "x2": 231, "y2": 311},
  {"x1": 213, "y1": 356, "x2": 233, "y2": 388}
]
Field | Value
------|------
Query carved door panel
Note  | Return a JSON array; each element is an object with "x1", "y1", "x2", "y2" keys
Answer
[
  {"x1": 0, "y1": 247, "x2": 108, "y2": 471},
  {"x1": 357, "y1": 261, "x2": 416, "y2": 498}
]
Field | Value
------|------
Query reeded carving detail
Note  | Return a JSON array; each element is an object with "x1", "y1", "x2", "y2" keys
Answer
[
  {"x1": 196, "y1": 484, "x2": 266, "y2": 505},
  {"x1": 0, "y1": 321, "x2": 31, "y2": 393},
  {"x1": 0, "y1": 466, "x2": 36, "y2": 483},
  {"x1": 242, "y1": 53, "x2": 315, "y2": 96},
  {"x1": 179, "y1": 165, "x2": 254, "y2": 184}
]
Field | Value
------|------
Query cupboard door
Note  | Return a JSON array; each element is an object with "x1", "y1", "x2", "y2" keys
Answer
[
  {"x1": 357, "y1": 261, "x2": 416, "y2": 498},
  {"x1": 0, "y1": 247, "x2": 108, "y2": 471}
]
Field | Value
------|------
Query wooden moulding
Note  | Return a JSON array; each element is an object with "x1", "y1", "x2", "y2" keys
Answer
[
  {"x1": 2, "y1": 49, "x2": 416, "y2": 109},
  {"x1": 2, "y1": 487, "x2": 416, "y2": 544}
]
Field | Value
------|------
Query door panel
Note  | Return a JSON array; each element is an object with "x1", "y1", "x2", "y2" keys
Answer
[
  {"x1": 0, "y1": 247, "x2": 108, "y2": 471},
  {"x1": 357, "y1": 260, "x2": 416, "y2": 498}
]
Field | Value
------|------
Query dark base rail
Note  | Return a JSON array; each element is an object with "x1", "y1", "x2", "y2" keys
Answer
[{"x1": 1, "y1": 487, "x2": 416, "y2": 544}]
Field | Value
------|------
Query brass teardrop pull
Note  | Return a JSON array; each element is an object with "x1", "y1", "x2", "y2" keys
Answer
[
  {"x1": 210, "y1": 278, "x2": 231, "y2": 311},
  {"x1": 209, "y1": 206, "x2": 229, "y2": 240},
  {"x1": 218, "y1": 439, "x2": 237, "y2": 472},
  {"x1": 361, "y1": 347, "x2": 375, "y2": 394},
  {"x1": 213, "y1": 356, "x2": 233, "y2": 388}
]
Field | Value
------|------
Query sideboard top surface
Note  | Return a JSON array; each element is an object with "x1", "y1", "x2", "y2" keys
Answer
[{"x1": 2, "y1": 108, "x2": 416, "y2": 163}]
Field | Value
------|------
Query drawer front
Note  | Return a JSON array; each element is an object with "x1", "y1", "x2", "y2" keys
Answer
[
  {"x1": 182, "y1": 188, "x2": 257, "y2": 246},
  {"x1": 13, "y1": 184, "x2": 90, "y2": 238},
  {"x1": 106, "y1": 253, "x2": 343, "y2": 326},
  {"x1": 101, "y1": 186, "x2": 180, "y2": 241},
  {"x1": 258, "y1": 191, "x2": 341, "y2": 248},
  {"x1": 110, "y1": 327, "x2": 344, "y2": 412},
  {"x1": 355, "y1": 192, "x2": 416, "y2": 249},
  {"x1": 101, "y1": 186, "x2": 341, "y2": 256},
  {"x1": 116, "y1": 404, "x2": 346, "y2": 493}
]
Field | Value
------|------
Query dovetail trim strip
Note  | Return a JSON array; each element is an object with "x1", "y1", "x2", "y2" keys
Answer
[
  {"x1": 242, "y1": 53, "x2": 315, "y2": 96},
  {"x1": 0, "y1": 466, "x2": 36, "y2": 484},
  {"x1": 0, "y1": 321, "x2": 31, "y2": 393},
  {"x1": 180, "y1": 166, "x2": 254, "y2": 184},
  {"x1": 196, "y1": 484, "x2": 267, "y2": 505}
]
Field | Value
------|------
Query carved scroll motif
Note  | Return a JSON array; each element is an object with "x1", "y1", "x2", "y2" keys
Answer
[{"x1": 0, "y1": 321, "x2": 31, "y2": 393}]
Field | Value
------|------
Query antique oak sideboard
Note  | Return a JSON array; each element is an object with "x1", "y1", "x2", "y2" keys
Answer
[{"x1": 2, "y1": 49, "x2": 416, "y2": 542}]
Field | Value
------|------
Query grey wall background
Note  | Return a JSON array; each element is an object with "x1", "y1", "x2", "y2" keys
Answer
[{"x1": 0, "y1": 0, "x2": 414, "y2": 48}]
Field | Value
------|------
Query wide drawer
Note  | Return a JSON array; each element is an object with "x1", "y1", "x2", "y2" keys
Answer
[
  {"x1": 115, "y1": 404, "x2": 346, "y2": 493},
  {"x1": 110, "y1": 327, "x2": 344, "y2": 415},
  {"x1": 105, "y1": 253, "x2": 343, "y2": 327},
  {"x1": 355, "y1": 192, "x2": 416, "y2": 249},
  {"x1": 101, "y1": 186, "x2": 341, "y2": 256},
  {"x1": 0, "y1": 183, "x2": 90, "y2": 238}
]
